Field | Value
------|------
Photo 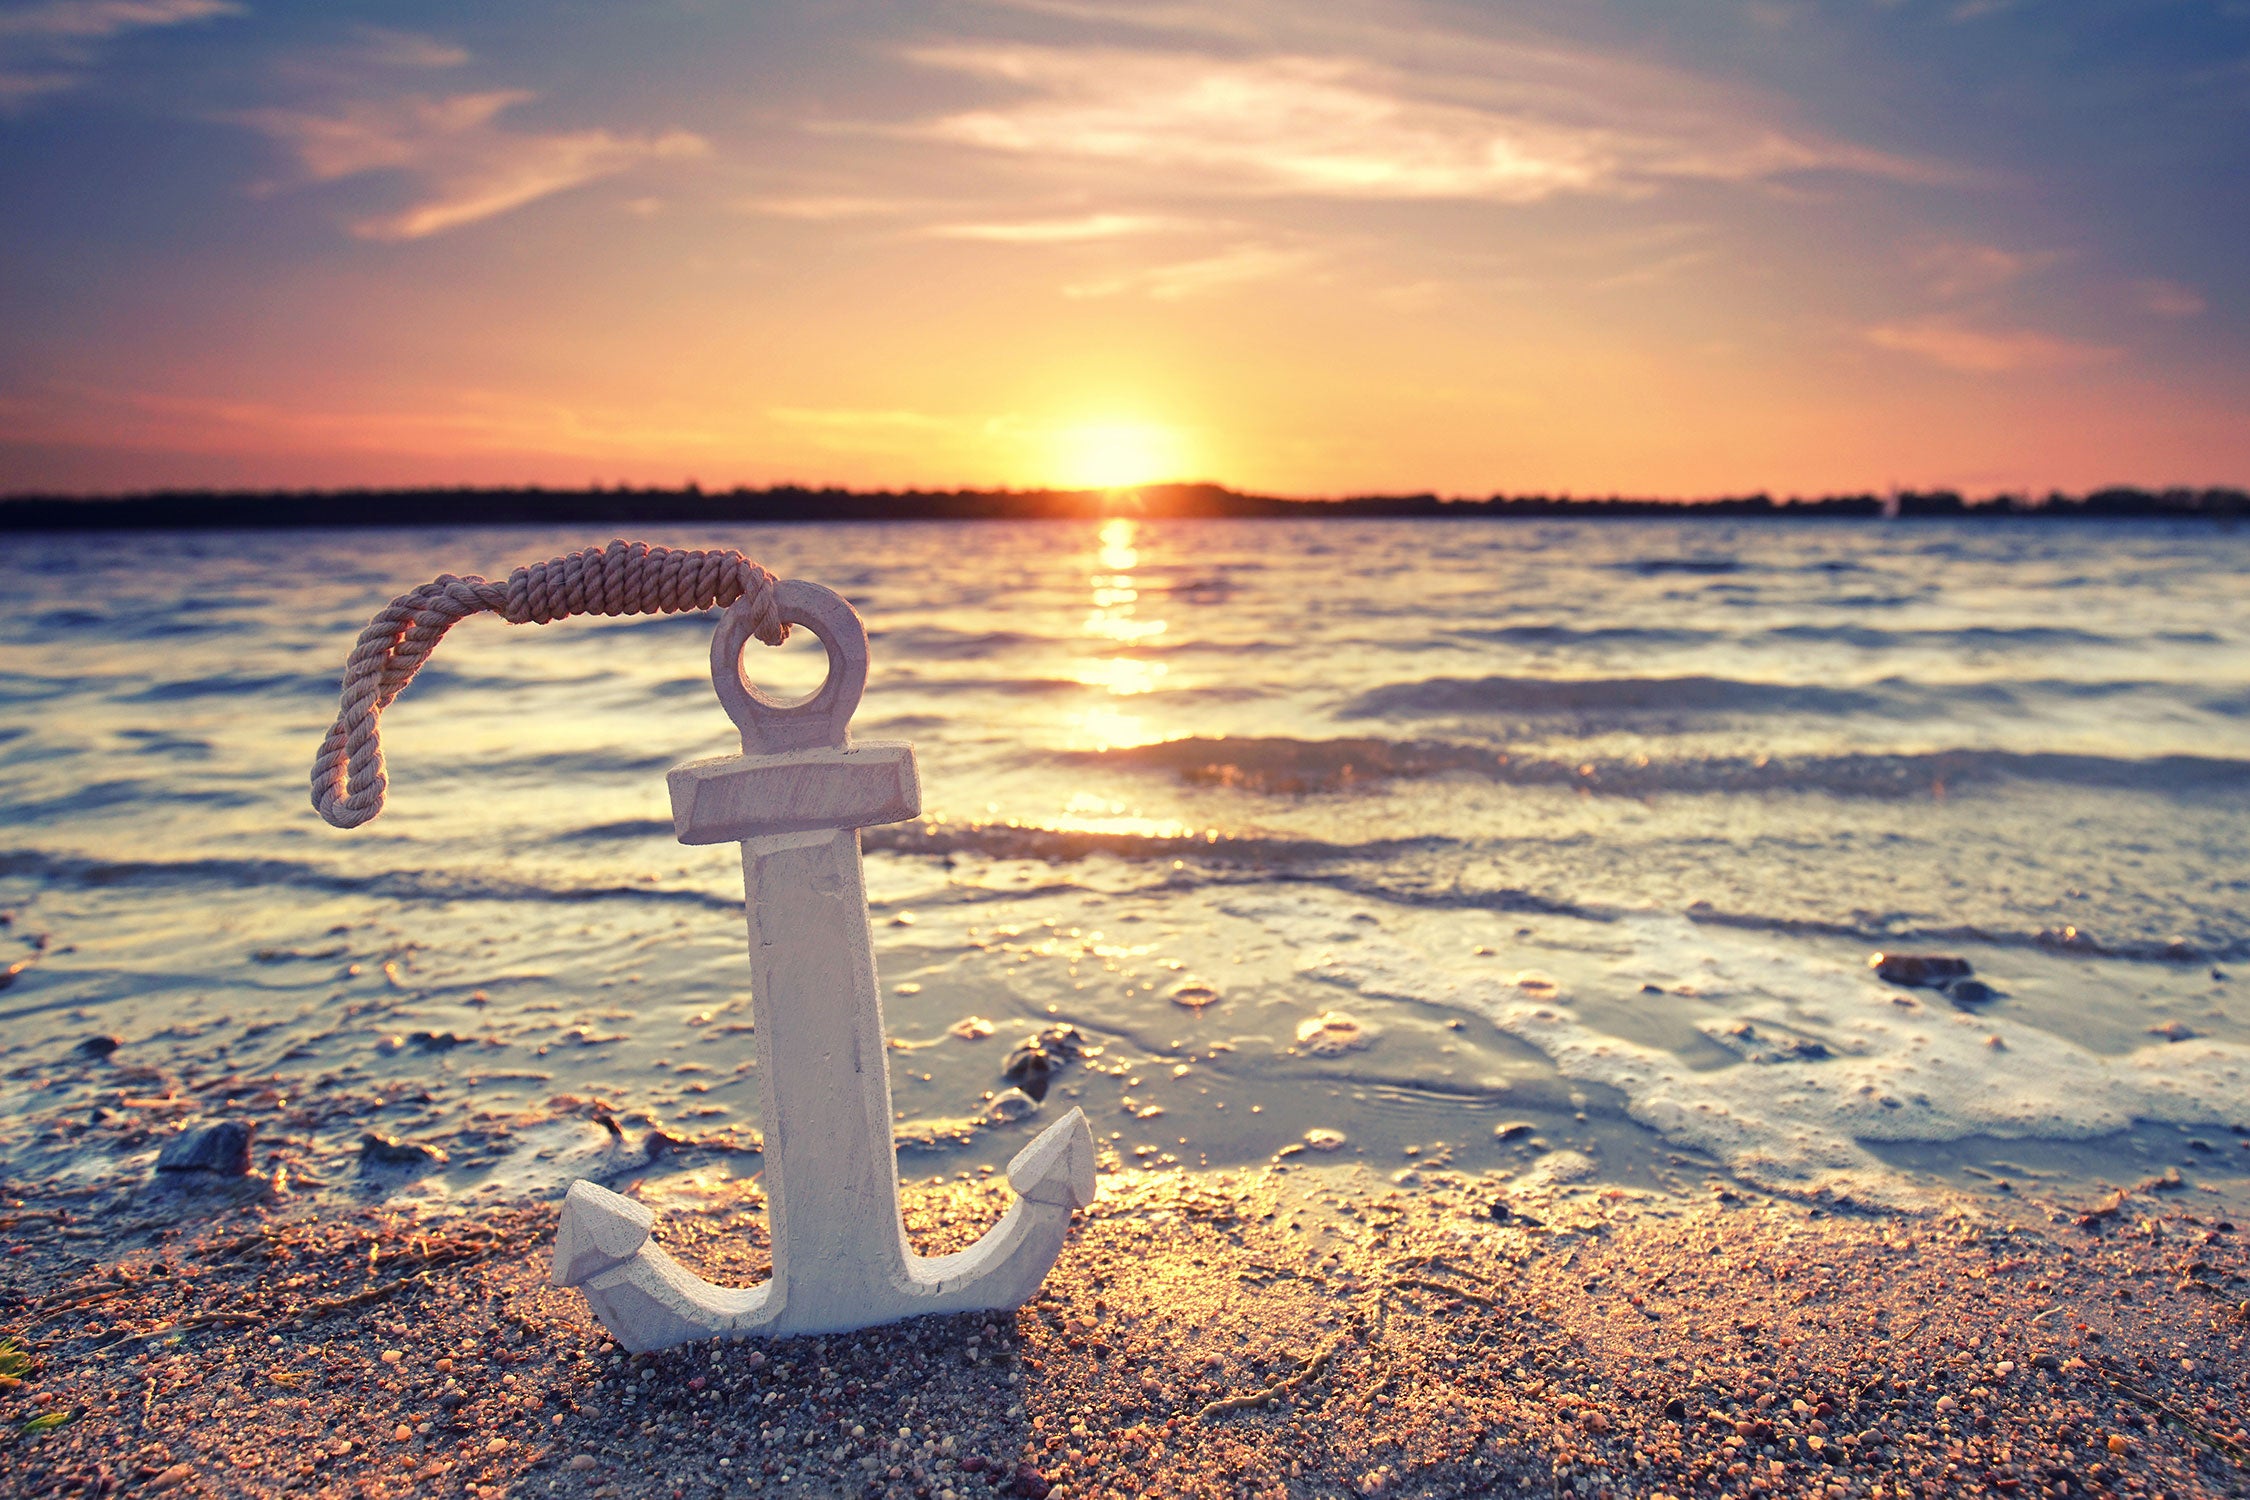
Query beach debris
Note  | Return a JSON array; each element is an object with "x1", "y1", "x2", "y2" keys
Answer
[
  {"x1": 1294, "y1": 1010, "x2": 1373, "y2": 1056},
  {"x1": 1168, "y1": 978, "x2": 1222, "y2": 1009},
  {"x1": 1493, "y1": 1121, "x2": 1537, "y2": 1142},
  {"x1": 1511, "y1": 969, "x2": 1561, "y2": 994},
  {"x1": 1303, "y1": 1127, "x2": 1348, "y2": 1152},
  {"x1": 154, "y1": 1120, "x2": 253, "y2": 1177},
  {"x1": 1869, "y1": 951, "x2": 1973, "y2": 987},
  {"x1": 358, "y1": 1133, "x2": 450, "y2": 1171},
  {"x1": 73, "y1": 1034, "x2": 121, "y2": 1059},
  {"x1": 542, "y1": 579, "x2": 1094, "y2": 1350},
  {"x1": 0, "y1": 956, "x2": 34, "y2": 991},
  {"x1": 948, "y1": 1015, "x2": 997, "y2": 1040},
  {"x1": 985, "y1": 1088, "x2": 1040, "y2": 1124},
  {"x1": 1001, "y1": 1025, "x2": 1086, "y2": 1102},
  {"x1": 2148, "y1": 1019, "x2": 2198, "y2": 1042}
]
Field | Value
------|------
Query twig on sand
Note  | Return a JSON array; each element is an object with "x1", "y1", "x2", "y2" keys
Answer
[
  {"x1": 301, "y1": 1269, "x2": 436, "y2": 1319},
  {"x1": 1198, "y1": 1326, "x2": 1357, "y2": 1422},
  {"x1": 101, "y1": 1311, "x2": 264, "y2": 1349},
  {"x1": 2093, "y1": 1357, "x2": 2247, "y2": 1466},
  {"x1": 1391, "y1": 1275, "x2": 1499, "y2": 1309}
]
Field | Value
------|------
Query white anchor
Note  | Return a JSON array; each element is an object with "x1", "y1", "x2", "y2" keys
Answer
[{"x1": 549, "y1": 580, "x2": 1097, "y2": 1351}]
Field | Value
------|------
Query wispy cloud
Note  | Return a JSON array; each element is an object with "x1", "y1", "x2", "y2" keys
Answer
[
  {"x1": 1913, "y1": 240, "x2": 2056, "y2": 298},
  {"x1": 1062, "y1": 241, "x2": 1318, "y2": 299},
  {"x1": 925, "y1": 211, "x2": 1173, "y2": 242},
  {"x1": 235, "y1": 90, "x2": 707, "y2": 240},
  {"x1": 0, "y1": 0, "x2": 240, "y2": 111},
  {"x1": 897, "y1": 43, "x2": 1944, "y2": 204},
  {"x1": 1864, "y1": 317, "x2": 2119, "y2": 374},
  {"x1": 2132, "y1": 278, "x2": 2206, "y2": 319}
]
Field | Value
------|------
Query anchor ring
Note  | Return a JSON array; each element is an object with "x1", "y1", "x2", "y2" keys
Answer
[{"x1": 709, "y1": 579, "x2": 869, "y2": 754}]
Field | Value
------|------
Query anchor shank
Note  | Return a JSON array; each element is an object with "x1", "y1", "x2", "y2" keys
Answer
[{"x1": 741, "y1": 824, "x2": 911, "y2": 1311}]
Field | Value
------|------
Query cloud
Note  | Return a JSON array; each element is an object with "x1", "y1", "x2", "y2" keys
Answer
[
  {"x1": 2132, "y1": 278, "x2": 2206, "y2": 319},
  {"x1": 1913, "y1": 240, "x2": 2056, "y2": 298},
  {"x1": 1864, "y1": 317, "x2": 2119, "y2": 374},
  {"x1": 740, "y1": 194, "x2": 921, "y2": 220},
  {"x1": 1062, "y1": 241, "x2": 1318, "y2": 299},
  {"x1": 925, "y1": 211, "x2": 1173, "y2": 242},
  {"x1": 0, "y1": 0, "x2": 240, "y2": 111},
  {"x1": 896, "y1": 42, "x2": 1944, "y2": 204},
  {"x1": 234, "y1": 90, "x2": 708, "y2": 240}
]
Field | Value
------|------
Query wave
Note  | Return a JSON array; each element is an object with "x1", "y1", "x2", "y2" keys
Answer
[
  {"x1": 1342, "y1": 674, "x2": 1888, "y2": 720},
  {"x1": 1064, "y1": 736, "x2": 2250, "y2": 799},
  {"x1": 0, "y1": 847, "x2": 742, "y2": 914},
  {"x1": 7, "y1": 836, "x2": 2240, "y2": 966},
  {"x1": 1341, "y1": 672, "x2": 2245, "y2": 722}
]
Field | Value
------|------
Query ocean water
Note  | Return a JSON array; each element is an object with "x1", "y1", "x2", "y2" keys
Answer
[{"x1": 3, "y1": 517, "x2": 2247, "y2": 1215}]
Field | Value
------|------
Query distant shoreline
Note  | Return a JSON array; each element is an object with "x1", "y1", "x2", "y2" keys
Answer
[{"x1": 1, "y1": 481, "x2": 2243, "y2": 530}]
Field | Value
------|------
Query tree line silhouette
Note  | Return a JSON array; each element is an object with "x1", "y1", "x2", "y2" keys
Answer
[{"x1": 1, "y1": 482, "x2": 2242, "y2": 531}]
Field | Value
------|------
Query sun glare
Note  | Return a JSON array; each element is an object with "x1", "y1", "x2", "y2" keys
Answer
[{"x1": 1052, "y1": 419, "x2": 1185, "y2": 490}]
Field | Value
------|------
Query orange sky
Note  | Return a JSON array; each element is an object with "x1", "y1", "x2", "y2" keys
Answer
[{"x1": 3, "y1": 0, "x2": 2247, "y2": 496}]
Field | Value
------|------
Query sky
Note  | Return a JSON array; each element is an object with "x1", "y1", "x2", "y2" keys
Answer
[{"x1": 2, "y1": 0, "x2": 2247, "y2": 498}]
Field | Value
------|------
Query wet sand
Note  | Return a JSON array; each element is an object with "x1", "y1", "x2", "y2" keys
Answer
[{"x1": 3, "y1": 1163, "x2": 2246, "y2": 1500}]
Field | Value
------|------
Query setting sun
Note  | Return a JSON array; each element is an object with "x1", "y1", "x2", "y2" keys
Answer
[{"x1": 1050, "y1": 419, "x2": 1187, "y2": 491}]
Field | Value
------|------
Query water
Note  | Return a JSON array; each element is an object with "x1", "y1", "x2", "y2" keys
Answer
[{"x1": 3, "y1": 517, "x2": 2247, "y2": 1215}]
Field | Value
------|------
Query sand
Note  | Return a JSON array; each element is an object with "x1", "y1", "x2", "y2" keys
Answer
[{"x1": 2, "y1": 1161, "x2": 2246, "y2": 1500}]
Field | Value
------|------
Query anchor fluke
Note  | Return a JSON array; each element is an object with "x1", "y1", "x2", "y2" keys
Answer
[{"x1": 550, "y1": 1180, "x2": 654, "y2": 1287}]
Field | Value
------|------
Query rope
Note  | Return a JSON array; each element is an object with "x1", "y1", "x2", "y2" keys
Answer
[{"x1": 310, "y1": 539, "x2": 788, "y2": 829}]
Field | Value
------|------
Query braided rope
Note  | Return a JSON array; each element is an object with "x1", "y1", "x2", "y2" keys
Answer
[{"x1": 311, "y1": 539, "x2": 788, "y2": 829}]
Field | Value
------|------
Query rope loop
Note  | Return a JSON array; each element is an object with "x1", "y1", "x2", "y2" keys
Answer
[{"x1": 310, "y1": 540, "x2": 787, "y2": 829}]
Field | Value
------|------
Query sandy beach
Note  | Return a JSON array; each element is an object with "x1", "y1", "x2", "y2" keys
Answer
[{"x1": 4, "y1": 1156, "x2": 2246, "y2": 1500}]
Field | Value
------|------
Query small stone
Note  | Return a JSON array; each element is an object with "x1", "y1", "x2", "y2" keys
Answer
[
  {"x1": 2148, "y1": 1019, "x2": 2197, "y2": 1042},
  {"x1": 359, "y1": 1133, "x2": 449, "y2": 1171},
  {"x1": 486, "y1": 1438, "x2": 507, "y2": 1454},
  {"x1": 1943, "y1": 979, "x2": 2000, "y2": 1008},
  {"x1": 75, "y1": 1035, "x2": 122, "y2": 1059},
  {"x1": 154, "y1": 1120, "x2": 254, "y2": 1177},
  {"x1": 393, "y1": 1423, "x2": 412, "y2": 1441},
  {"x1": 1168, "y1": 979, "x2": 1221, "y2": 1009},
  {"x1": 1000, "y1": 1025, "x2": 1084, "y2": 1102},
  {"x1": 1303, "y1": 1127, "x2": 1347, "y2": 1152},
  {"x1": 986, "y1": 1088, "x2": 1040, "y2": 1124},
  {"x1": 1869, "y1": 952, "x2": 1972, "y2": 987},
  {"x1": 570, "y1": 1455, "x2": 597, "y2": 1471},
  {"x1": 949, "y1": 1016, "x2": 997, "y2": 1041},
  {"x1": 1494, "y1": 1121, "x2": 1537, "y2": 1142},
  {"x1": 1294, "y1": 1011, "x2": 1372, "y2": 1056},
  {"x1": 150, "y1": 1464, "x2": 195, "y2": 1491},
  {"x1": 381, "y1": 1349, "x2": 403, "y2": 1365}
]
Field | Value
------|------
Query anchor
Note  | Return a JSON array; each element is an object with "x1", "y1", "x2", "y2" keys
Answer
[{"x1": 548, "y1": 579, "x2": 1097, "y2": 1350}]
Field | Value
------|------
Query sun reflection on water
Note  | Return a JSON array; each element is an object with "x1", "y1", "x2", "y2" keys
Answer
[{"x1": 1066, "y1": 516, "x2": 1171, "y2": 752}]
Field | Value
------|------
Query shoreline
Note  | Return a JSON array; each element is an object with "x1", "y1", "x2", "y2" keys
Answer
[{"x1": 4, "y1": 1162, "x2": 2246, "y2": 1499}]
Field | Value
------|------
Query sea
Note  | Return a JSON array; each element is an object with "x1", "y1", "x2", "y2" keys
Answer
[{"x1": 3, "y1": 516, "x2": 2246, "y2": 1220}]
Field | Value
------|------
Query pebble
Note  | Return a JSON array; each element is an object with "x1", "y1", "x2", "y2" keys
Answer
[
  {"x1": 1294, "y1": 1011, "x2": 1372, "y2": 1056},
  {"x1": 1304, "y1": 1127, "x2": 1348, "y2": 1152},
  {"x1": 1868, "y1": 952, "x2": 1972, "y2": 987},
  {"x1": 154, "y1": 1120, "x2": 254, "y2": 1177},
  {"x1": 1494, "y1": 1121, "x2": 1537, "y2": 1142},
  {"x1": 1168, "y1": 979, "x2": 1221, "y2": 1009},
  {"x1": 75, "y1": 1034, "x2": 123, "y2": 1059},
  {"x1": 570, "y1": 1454, "x2": 597, "y2": 1471},
  {"x1": 949, "y1": 1016, "x2": 997, "y2": 1040},
  {"x1": 986, "y1": 1088, "x2": 1041, "y2": 1124},
  {"x1": 380, "y1": 1349, "x2": 403, "y2": 1365},
  {"x1": 1001, "y1": 1025, "x2": 1085, "y2": 1101},
  {"x1": 359, "y1": 1133, "x2": 450, "y2": 1170}
]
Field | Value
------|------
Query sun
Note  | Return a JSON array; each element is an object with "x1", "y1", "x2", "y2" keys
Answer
[{"x1": 1051, "y1": 418, "x2": 1186, "y2": 490}]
